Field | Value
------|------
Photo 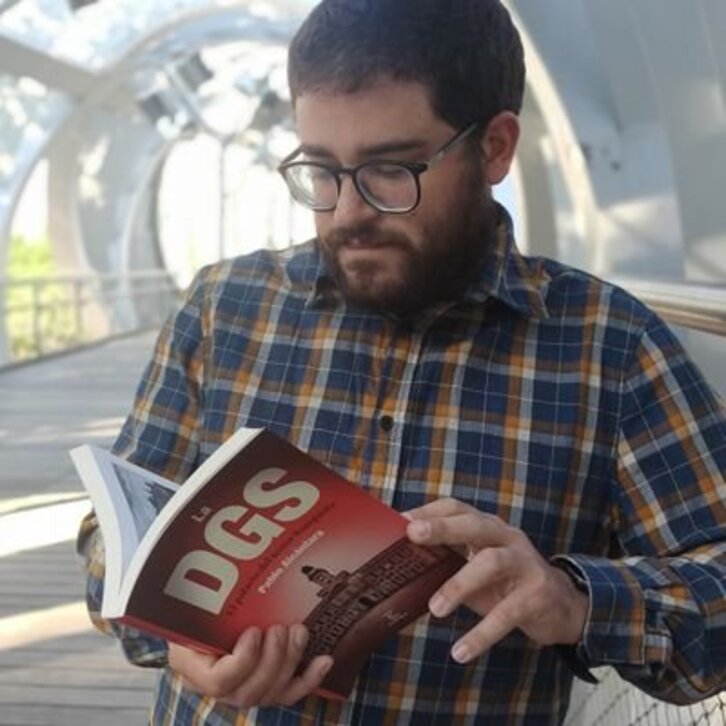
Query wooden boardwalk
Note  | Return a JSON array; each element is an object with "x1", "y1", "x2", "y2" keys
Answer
[{"x1": 0, "y1": 333, "x2": 161, "y2": 725}]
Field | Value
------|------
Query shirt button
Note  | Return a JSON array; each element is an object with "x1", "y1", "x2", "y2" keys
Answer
[{"x1": 379, "y1": 414, "x2": 395, "y2": 432}]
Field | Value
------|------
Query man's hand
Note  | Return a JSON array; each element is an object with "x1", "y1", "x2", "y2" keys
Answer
[
  {"x1": 168, "y1": 624, "x2": 333, "y2": 708},
  {"x1": 405, "y1": 498, "x2": 588, "y2": 664}
]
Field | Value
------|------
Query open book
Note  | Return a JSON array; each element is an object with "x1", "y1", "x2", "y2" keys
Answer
[{"x1": 71, "y1": 428, "x2": 465, "y2": 700}]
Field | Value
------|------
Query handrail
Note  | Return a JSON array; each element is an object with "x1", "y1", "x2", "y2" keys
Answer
[
  {"x1": 0, "y1": 269, "x2": 180, "y2": 366},
  {"x1": 611, "y1": 279, "x2": 726, "y2": 337},
  {"x1": 0, "y1": 273, "x2": 172, "y2": 316},
  {"x1": 0, "y1": 269, "x2": 174, "y2": 288},
  {"x1": 3, "y1": 271, "x2": 725, "y2": 367}
]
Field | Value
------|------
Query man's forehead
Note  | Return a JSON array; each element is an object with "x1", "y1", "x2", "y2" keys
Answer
[
  {"x1": 293, "y1": 76, "x2": 435, "y2": 115},
  {"x1": 293, "y1": 80, "x2": 449, "y2": 156}
]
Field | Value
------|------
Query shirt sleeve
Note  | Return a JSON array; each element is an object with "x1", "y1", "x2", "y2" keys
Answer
[
  {"x1": 76, "y1": 265, "x2": 210, "y2": 668},
  {"x1": 554, "y1": 313, "x2": 726, "y2": 704}
]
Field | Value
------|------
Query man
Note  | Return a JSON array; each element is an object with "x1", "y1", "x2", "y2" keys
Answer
[{"x1": 78, "y1": 1, "x2": 726, "y2": 723}]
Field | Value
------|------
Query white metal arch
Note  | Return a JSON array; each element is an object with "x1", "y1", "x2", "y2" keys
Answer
[
  {"x1": 0, "y1": 0, "x2": 309, "y2": 272},
  {"x1": 507, "y1": 0, "x2": 726, "y2": 282},
  {"x1": 0, "y1": 0, "x2": 308, "y2": 360}
]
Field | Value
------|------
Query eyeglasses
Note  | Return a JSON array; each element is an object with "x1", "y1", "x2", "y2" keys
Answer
[{"x1": 278, "y1": 122, "x2": 479, "y2": 215}]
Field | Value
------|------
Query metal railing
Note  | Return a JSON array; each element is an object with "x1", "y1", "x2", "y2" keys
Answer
[
  {"x1": 565, "y1": 667, "x2": 726, "y2": 726},
  {"x1": 613, "y1": 278, "x2": 726, "y2": 337},
  {"x1": 0, "y1": 269, "x2": 180, "y2": 368}
]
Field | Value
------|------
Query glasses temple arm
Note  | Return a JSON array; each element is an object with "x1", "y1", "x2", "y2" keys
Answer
[
  {"x1": 279, "y1": 146, "x2": 302, "y2": 167},
  {"x1": 429, "y1": 122, "x2": 480, "y2": 167}
]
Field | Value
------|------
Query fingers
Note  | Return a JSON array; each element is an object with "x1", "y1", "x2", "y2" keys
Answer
[
  {"x1": 404, "y1": 497, "x2": 471, "y2": 520},
  {"x1": 427, "y1": 546, "x2": 589, "y2": 662},
  {"x1": 449, "y1": 594, "x2": 526, "y2": 663},
  {"x1": 170, "y1": 625, "x2": 330, "y2": 708},
  {"x1": 271, "y1": 655, "x2": 335, "y2": 706},
  {"x1": 223, "y1": 625, "x2": 334, "y2": 708},
  {"x1": 406, "y1": 506, "x2": 519, "y2": 550},
  {"x1": 255, "y1": 624, "x2": 312, "y2": 707},
  {"x1": 403, "y1": 498, "x2": 590, "y2": 663},
  {"x1": 430, "y1": 549, "x2": 540, "y2": 664},
  {"x1": 428, "y1": 546, "x2": 516, "y2": 618},
  {"x1": 223, "y1": 625, "x2": 303, "y2": 707},
  {"x1": 169, "y1": 627, "x2": 262, "y2": 697}
]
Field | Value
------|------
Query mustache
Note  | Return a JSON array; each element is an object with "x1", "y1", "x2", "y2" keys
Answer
[{"x1": 323, "y1": 223, "x2": 412, "y2": 251}]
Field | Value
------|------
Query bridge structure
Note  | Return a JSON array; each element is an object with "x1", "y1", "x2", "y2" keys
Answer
[{"x1": 0, "y1": 1, "x2": 724, "y2": 724}]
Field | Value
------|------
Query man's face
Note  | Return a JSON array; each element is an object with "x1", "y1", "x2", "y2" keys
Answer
[{"x1": 294, "y1": 80, "x2": 495, "y2": 315}]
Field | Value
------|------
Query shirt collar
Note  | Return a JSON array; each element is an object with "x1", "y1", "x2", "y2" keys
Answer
[
  {"x1": 303, "y1": 203, "x2": 550, "y2": 320},
  {"x1": 465, "y1": 204, "x2": 550, "y2": 320}
]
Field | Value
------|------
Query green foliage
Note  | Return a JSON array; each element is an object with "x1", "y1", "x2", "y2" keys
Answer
[
  {"x1": 4, "y1": 236, "x2": 80, "y2": 361},
  {"x1": 7, "y1": 234, "x2": 54, "y2": 278}
]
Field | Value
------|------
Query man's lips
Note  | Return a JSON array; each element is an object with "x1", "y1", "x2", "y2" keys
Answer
[
  {"x1": 337, "y1": 243, "x2": 403, "y2": 263},
  {"x1": 337, "y1": 237, "x2": 404, "y2": 251},
  {"x1": 324, "y1": 228, "x2": 412, "y2": 257},
  {"x1": 341, "y1": 241, "x2": 387, "y2": 251}
]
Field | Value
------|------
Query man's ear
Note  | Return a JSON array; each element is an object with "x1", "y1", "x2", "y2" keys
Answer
[{"x1": 480, "y1": 111, "x2": 520, "y2": 185}]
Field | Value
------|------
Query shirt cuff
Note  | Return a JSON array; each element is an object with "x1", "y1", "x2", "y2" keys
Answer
[
  {"x1": 551, "y1": 555, "x2": 647, "y2": 669},
  {"x1": 550, "y1": 557, "x2": 598, "y2": 684},
  {"x1": 555, "y1": 645, "x2": 599, "y2": 684}
]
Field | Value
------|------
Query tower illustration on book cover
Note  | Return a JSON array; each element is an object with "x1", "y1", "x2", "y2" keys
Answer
[{"x1": 298, "y1": 539, "x2": 461, "y2": 697}]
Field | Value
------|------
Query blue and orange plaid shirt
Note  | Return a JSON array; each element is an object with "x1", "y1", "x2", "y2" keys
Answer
[{"x1": 78, "y1": 207, "x2": 726, "y2": 725}]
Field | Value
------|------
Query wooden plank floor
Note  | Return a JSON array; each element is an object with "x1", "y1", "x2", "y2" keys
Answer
[
  {"x1": 0, "y1": 334, "x2": 160, "y2": 725},
  {"x1": 0, "y1": 634, "x2": 158, "y2": 725}
]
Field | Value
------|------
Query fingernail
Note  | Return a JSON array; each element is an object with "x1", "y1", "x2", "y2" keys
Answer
[
  {"x1": 451, "y1": 643, "x2": 471, "y2": 663},
  {"x1": 235, "y1": 628, "x2": 260, "y2": 655},
  {"x1": 251, "y1": 628, "x2": 261, "y2": 649},
  {"x1": 294, "y1": 627, "x2": 308, "y2": 650},
  {"x1": 429, "y1": 592, "x2": 451, "y2": 617},
  {"x1": 320, "y1": 657, "x2": 334, "y2": 676},
  {"x1": 409, "y1": 521, "x2": 431, "y2": 539},
  {"x1": 244, "y1": 627, "x2": 260, "y2": 650}
]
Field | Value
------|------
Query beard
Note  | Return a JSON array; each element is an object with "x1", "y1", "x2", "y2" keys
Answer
[{"x1": 319, "y1": 167, "x2": 498, "y2": 317}]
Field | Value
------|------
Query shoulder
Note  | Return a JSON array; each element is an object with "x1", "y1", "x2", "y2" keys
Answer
[
  {"x1": 536, "y1": 257, "x2": 656, "y2": 333},
  {"x1": 519, "y1": 257, "x2": 671, "y2": 377},
  {"x1": 187, "y1": 240, "x2": 320, "y2": 308}
]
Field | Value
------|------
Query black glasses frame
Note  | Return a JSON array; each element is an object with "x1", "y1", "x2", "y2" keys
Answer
[{"x1": 278, "y1": 121, "x2": 480, "y2": 215}]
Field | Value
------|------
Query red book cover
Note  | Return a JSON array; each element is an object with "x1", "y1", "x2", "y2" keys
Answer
[{"x1": 71, "y1": 429, "x2": 465, "y2": 700}]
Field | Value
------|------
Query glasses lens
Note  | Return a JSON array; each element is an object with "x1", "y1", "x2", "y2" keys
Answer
[
  {"x1": 357, "y1": 164, "x2": 418, "y2": 213},
  {"x1": 283, "y1": 164, "x2": 338, "y2": 210}
]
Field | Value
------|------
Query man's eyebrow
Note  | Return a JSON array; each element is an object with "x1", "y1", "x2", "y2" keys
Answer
[{"x1": 299, "y1": 138, "x2": 429, "y2": 160}]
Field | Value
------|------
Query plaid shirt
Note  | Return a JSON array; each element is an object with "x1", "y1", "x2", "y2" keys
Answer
[{"x1": 78, "y1": 207, "x2": 726, "y2": 725}]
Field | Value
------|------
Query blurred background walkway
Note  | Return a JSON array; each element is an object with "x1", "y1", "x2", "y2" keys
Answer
[{"x1": 0, "y1": 333, "x2": 158, "y2": 724}]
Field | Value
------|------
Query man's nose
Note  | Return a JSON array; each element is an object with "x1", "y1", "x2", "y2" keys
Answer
[{"x1": 332, "y1": 175, "x2": 379, "y2": 226}]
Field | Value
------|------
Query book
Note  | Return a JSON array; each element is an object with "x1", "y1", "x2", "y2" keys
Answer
[{"x1": 71, "y1": 428, "x2": 465, "y2": 701}]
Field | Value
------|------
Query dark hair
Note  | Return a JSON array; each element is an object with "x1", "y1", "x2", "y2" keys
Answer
[{"x1": 287, "y1": 0, "x2": 525, "y2": 129}]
